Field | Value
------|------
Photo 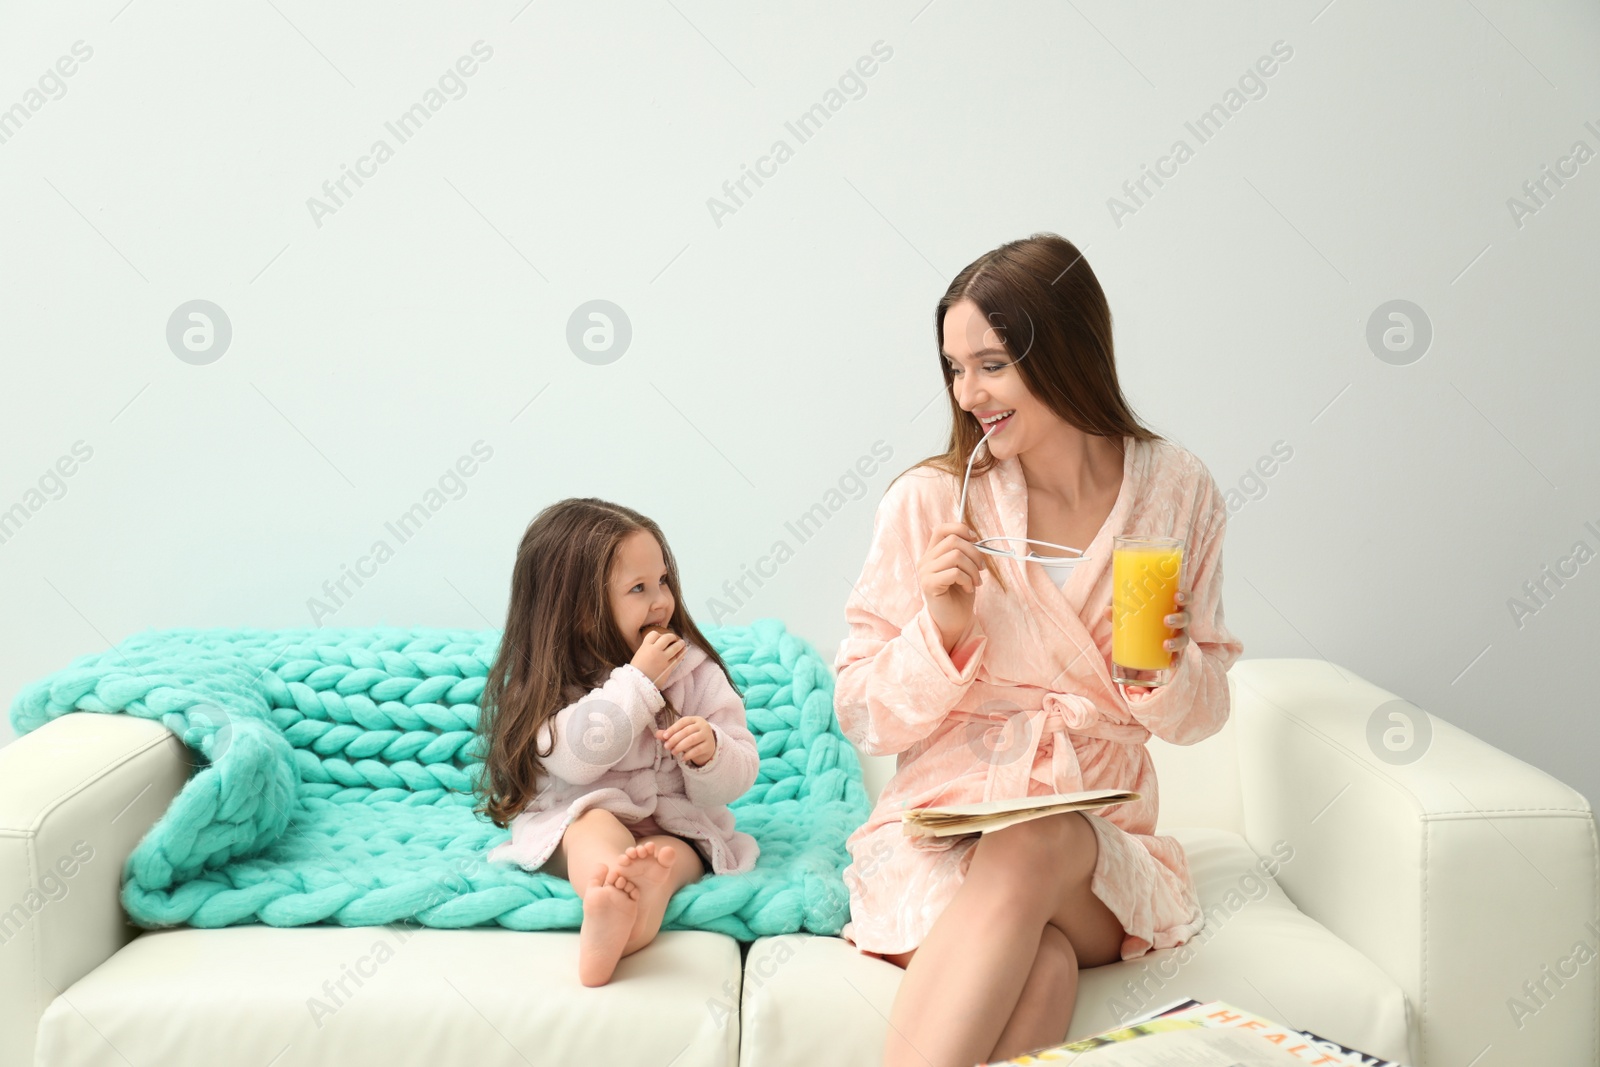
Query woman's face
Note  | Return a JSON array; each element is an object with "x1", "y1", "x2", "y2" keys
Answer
[
  {"x1": 607, "y1": 529, "x2": 675, "y2": 654},
  {"x1": 942, "y1": 298, "x2": 1054, "y2": 461}
]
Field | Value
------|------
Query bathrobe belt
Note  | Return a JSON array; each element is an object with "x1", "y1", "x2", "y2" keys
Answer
[{"x1": 945, "y1": 692, "x2": 1152, "y2": 804}]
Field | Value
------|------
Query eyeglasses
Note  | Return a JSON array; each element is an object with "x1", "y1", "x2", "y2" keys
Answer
[{"x1": 956, "y1": 424, "x2": 1089, "y2": 574}]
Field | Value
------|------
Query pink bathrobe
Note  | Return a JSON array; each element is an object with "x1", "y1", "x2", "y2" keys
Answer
[
  {"x1": 486, "y1": 641, "x2": 761, "y2": 876},
  {"x1": 835, "y1": 434, "x2": 1244, "y2": 960}
]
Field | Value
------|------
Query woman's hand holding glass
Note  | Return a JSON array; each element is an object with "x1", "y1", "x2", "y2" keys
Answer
[
  {"x1": 919, "y1": 522, "x2": 985, "y2": 652},
  {"x1": 1117, "y1": 590, "x2": 1191, "y2": 695}
]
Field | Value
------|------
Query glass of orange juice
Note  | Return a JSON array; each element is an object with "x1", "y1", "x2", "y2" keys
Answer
[{"x1": 1111, "y1": 535, "x2": 1185, "y2": 687}]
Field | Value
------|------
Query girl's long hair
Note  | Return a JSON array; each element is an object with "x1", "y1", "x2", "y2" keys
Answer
[
  {"x1": 891, "y1": 232, "x2": 1163, "y2": 594},
  {"x1": 474, "y1": 497, "x2": 736, "y2": 828}
]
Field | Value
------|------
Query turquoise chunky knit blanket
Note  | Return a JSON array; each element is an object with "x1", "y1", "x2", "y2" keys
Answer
[{"x1": 8, "y1": 619, "x2": 870, "y2": 939}]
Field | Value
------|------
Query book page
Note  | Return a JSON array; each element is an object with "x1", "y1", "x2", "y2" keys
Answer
[
  {"x1": 908, "y1": 788, "x2": 1136, "y2": 819},
  {"x1": 902, "y1": 789, "x2": 1141, "y2": 838}
]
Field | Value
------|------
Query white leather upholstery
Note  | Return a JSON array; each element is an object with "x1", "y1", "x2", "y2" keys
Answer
[
  {"x1": 2, "y1": 659, "x2": 1596, "y2": 1067},
  {"x1": 0, "y1": 714, "x2": 190, "y2": 1067},
  {"x1": 32, "y1": 925, "x2": 742, "y2": 1067},
  {"x1": 1230, "y1": 659, "x2": 1598, "y2": 1067},
  {"x1": 739, "y1": 827, "x2": 1411, "y2": 1066}
]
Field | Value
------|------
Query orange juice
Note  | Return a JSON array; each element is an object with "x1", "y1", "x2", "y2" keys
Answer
[{"x1": 1112, "y1": 543, "x2": 1183, "y2": 671}]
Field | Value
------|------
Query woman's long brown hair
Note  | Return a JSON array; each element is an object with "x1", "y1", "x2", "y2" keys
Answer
[
  {"x1": 892, "y1": 232, "x2": 1162, "y2": 594},
  {"x1": 474, "y1": 497, "x2": 737, "y2": 828}
]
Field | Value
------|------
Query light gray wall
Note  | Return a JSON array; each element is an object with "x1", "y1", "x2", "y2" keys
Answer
[{"x1": 2, "y1": 2, "x2": 1595, "y2": 810}]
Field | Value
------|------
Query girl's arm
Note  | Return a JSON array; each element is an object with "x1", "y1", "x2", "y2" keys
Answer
[
  {"x1": 1120, "y1": 474, "x2": 1244, "y2": 744},
  {"x1": 834, "y1": 474, "x2": 987, "y2": 757},
  {"x1": 535, "y1": 664, "x2": 662, "y2": 785},
  {"x1": 672, "y1": 659, "x2": 760, "y2": 807}
]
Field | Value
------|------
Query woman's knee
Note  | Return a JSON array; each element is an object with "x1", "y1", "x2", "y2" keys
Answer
[
  {"x1": 972, "y1": 813, "x2": 1095, "y2": 882},
  {"x1": 1035, "y1": 921, "x2": 1077, "y2": 981}
]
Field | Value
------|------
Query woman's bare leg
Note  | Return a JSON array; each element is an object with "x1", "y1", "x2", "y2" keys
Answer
[
  {"x1": 1044, "y1": 815, "x2": 1128, "y2": 969},
  {"x1": 987, "y1": 814, "x2": 1126, "y2": 1061},
  {"x1": 987, "y1": 922, "x2": 1079, "y2": 1061},
  {"x1": 881, "y1": 812, "x2": 1119, "y2": 1067},
  {"x1": 882, "y1": 824, "x2": 1079, "y2": 1066}
]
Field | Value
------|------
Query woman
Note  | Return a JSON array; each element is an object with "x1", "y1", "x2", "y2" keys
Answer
[{"x1": 834, "y1": 232, "x2": 1244, "y2": 1066}]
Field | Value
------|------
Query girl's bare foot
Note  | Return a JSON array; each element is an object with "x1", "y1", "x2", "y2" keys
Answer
[
  {"x1": 578, "y1": 862, "x2": 640, "y2": 987},
  {"x1": 617, "y1": 840, "x2": 677, "y2": 896}
]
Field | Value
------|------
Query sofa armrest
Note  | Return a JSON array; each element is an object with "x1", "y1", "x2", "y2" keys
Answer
[
  {"x1": 0, "y1": 713, "x2": 189, "y2": 1067},
  {"x1": 1231, "y1": 658, "x2": 1597, "y2": 1067}
]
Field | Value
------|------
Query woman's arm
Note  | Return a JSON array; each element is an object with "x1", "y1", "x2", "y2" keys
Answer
[
  {"x1": 535, "y1": 664, "x2": 660, "y2": 785},
  {"x1": 835, "y1": 474, "x2": 987, "y2": 757},
  {"x1": 1120, "y1": 473, "x2": 1243, "y2": 744}
]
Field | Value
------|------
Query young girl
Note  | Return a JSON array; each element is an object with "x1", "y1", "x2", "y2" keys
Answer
[{"x1": 476, "y1": 497, "x2": 760, "y2": 987}]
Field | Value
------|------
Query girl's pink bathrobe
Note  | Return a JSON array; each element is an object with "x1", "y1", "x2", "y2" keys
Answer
[
  {"x1": 487, "y1": 641, "x2": 761, "y2": 876},
  {"x1": 835, "y1": 435, "x2": 1244, "y2": 961}
]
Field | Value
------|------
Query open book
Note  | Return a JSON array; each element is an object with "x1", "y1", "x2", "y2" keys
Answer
[{"x1": 901, "y1": 788, "x2": 1139, "y2": 839}]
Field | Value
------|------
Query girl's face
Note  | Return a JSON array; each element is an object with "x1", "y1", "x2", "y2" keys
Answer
[
  {"x1": 608, "y1": 529, "x2": 676, "y2": 654},
  {"x1": 942, "y1": 297, "x2": 1055, "y2": 462}
]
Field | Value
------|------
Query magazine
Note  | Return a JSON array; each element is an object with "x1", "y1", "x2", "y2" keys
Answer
[
  {"x1": 981, "y1": 998, "x2": 1411, "y2": 1066},
  {"x1": 900, "y1": 788, "x2": 1139, "y2": 839},
  {"x1": 1118, "y1": 997, "x2": 1407, "y2": 1067}
]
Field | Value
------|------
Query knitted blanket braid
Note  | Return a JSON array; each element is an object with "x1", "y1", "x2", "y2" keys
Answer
[{"x1": 7, "y1": 618, "x2": 871, "y2": 939}]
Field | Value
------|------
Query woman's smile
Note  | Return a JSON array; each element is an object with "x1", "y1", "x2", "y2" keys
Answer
[{"x1": 976, "y1": 409, "x2": 1015, "y2": 434}]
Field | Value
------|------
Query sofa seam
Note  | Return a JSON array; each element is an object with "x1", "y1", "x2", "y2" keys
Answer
[
  {"x1": 1240, "y1": 667, "x2": 1588, "y2": 815},
  {"x1": 1591, "y1": 810, "x2": 1599, "y2": 1067},
  {"x1": 0, "y1": 726, "x2": 180, "y2": 835},
  {"x1": 1234, "y1": 673, "x2": 1429, "y2": 826},
  {"x1": 5, "y1": 725, "x2": 179, "y2": 1065},
  {"x1": 1421, "y1": 807, "x2": 1593, "y2": 819},
  {"x1": 1420, "y1": 814, "x2": 1430, "y2": 1067},
  {"x1": 26, "y1": 832, "x2": 40, "y2": 1066}
]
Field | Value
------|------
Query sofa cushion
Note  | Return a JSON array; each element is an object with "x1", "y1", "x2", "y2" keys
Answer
[
  {"x1": 737, "y1": 827, "x2": 1413, "y2": 1067},
  {"x1": 33, "y1": 926, "x2": 742, "y2": 1067}
]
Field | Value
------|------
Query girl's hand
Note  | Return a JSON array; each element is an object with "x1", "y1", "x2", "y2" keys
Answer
[
  {"x1": 1121, "y1": 590, "x2": 1191, "y2": 696},
  {"x1": 631, "y1": 629, "x2": 686, "y2": 687},
  {"x1": 656, "y1": 716, "x2": 716, "y2": 767}
]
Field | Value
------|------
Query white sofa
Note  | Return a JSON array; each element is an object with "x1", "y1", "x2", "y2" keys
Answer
[{"x1": 2, "y1": 658, "x2": 1595, "y2": 1067}]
